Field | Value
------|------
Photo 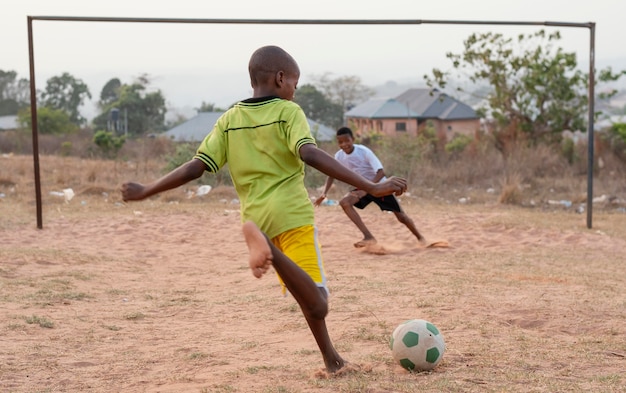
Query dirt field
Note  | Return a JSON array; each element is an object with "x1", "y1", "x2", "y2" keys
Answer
[{"x1": 1, "y1": 156, "x2": 625, "y2": 392}]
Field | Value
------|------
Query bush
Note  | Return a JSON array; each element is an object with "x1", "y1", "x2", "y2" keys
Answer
[
  {"x1": 445, "y1": 133, "x2": 474, "y2": 156},
  {"x1": 164, "y1": 141, "x2": 232, "y2": 186},
  {"x1": 17, "y1": 106, "x2": 78, "y2": 135},
  {"x1": 93, "y1": 130, "x2": 126, "y2": 159}
]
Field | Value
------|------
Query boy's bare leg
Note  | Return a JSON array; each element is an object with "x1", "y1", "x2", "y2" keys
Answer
[
  {"x1": 338, "y1": 193, "x2": 376, "y2": 248},
  {"x1": 242, "y1": 221, "x2": 345, "y2": 372},
  {"x1": 303, "y1": 289, "x2": 345, "y2": 372},
  {"x1": 393, "y1": 211, "x2": 427, "y2": 243},
  {"x1": 242, "y1": 221, "x2": 273, "y2": 278}
]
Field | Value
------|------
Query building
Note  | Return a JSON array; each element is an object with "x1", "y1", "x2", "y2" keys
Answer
[
  {"x1": 163, "y1": 111, "x2": 336, "y2": 142},
  {"x1": 0, "y1": 115, "x2": 19, "y2": 131},
  {"x1": 345, "y1": 88, "x2": 480, "y2": 141}
]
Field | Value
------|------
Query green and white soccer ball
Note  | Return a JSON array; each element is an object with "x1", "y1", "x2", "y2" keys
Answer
[{"x1": 389, "y1": 319, "x2": 445, "y2": 371}]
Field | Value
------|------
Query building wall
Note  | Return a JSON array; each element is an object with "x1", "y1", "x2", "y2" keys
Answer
[
  {"x1": 425, "y1": 118, "x2": 481, "y2": 140},
  {"x1": 346, "y1": 117, "x2": 479, "y2": 140}
]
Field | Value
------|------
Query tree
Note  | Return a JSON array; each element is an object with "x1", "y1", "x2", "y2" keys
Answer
[
  {"x1": 17, "y1": 106, "x2": 78, "y2": 135},
  {"x1": 425, "y1": 30, "x2": 624, "y2": 152},
  {"x1": 195, "y1": 101, "x2": 228, "y2": 113},
  {"x1": 308, "y1": 73, "x2": 374, "y2": 112},
  {"x1": 92, "y1": 74, "x2": 166, "y2": 136},
  {"x1": 99, "y1": 78, "x2": 122, "y2": 108},
  {"x1": 40, "y1": 72, "x2": 91, "y2": 125},
  {"x1": 294, "y1": 84, "x2": 344, "y2": 129},
  {"x1": 0, "y1": 69, "x2": 30, "y2": 116}
]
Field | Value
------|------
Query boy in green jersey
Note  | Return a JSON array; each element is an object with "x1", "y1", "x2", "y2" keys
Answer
[{"x1": 121, "y1": 45, "x2": 407, "y2": 373}]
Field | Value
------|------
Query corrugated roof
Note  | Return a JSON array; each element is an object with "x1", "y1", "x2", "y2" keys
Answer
[
  {"x1": 163, "y1": 112, "x2": 223, "y2": 142},
  {"x1": 396, "y1": 88, "x2": 478, "y2": 120},
  {"x1": 395, "y1": 89, "x2": 438, "y2": 114},
  {"x1": 163, "y1": 111, "x2": 336, "y2": 142},
  {"x1": 307, "y1": 120, "x2": 335, "y2": 142},
  {"x1": 345, "y1": 98, "x2": 420, "y2": 118},
  {"x1": 346, "y1": 89, "x2": 478, "y2": 121}
]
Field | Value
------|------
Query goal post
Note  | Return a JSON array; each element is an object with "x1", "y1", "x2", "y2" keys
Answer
[{"x1": 26, "y1": 16, "x2": 596, "y2": 229}]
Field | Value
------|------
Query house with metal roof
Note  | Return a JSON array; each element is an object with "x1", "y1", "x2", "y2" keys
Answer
[
  {"x1": 345, "y1": 88, "x2": 480, "y2": 140},
  {"x1": 163, "y1": 111, "x2": 336, "y2": 142},
  {"x1": 163, "y1": 112, "x2": 223, "y2": 142}
]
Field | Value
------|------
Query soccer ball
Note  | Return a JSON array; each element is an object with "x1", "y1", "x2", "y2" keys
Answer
[{"x1": 389, "y1": 319, "x2": 445, "y2": 371}]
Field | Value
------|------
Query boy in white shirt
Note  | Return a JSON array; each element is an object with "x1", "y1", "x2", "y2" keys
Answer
[{"x1": 315, "y1": 127, "x2": 426, "y2": 248}]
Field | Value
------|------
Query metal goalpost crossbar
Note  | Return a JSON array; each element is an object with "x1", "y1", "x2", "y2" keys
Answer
[{"x1": 26, "y1": 16, "x2": 597, "y2": 229}]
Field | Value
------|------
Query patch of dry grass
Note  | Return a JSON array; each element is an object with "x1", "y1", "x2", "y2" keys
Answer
[
  {"x1": 1, "y1": 128, "x2": 625, "y2": 393},
  {"x1": 1, "y1": 170, "x2": 625, "y2": 392}
]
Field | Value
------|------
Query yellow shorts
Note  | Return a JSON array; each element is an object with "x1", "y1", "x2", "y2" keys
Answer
[{"x1": 271, "y1": 225, "x2": 328, "y2": 295}]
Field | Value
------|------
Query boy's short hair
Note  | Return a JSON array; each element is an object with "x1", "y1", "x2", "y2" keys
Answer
[{"x1": 336, "y1": 127, "x2": 354, "y2": 138}]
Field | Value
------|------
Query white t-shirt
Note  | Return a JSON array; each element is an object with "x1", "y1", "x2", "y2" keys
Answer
[{"x1": 334, "y1": 144, "x2": 385, "y2": 182}]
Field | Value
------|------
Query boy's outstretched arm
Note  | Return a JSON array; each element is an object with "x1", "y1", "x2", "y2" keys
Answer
[
  {"x1": 313, "y1": 176, "x2": 335, "y2": 206},
  {"x1": 300, "y1": 144, "x2": 407, "y2": 197},
  {"x1": 121, "y1": 158, "x2": 207, "y2": 201}
]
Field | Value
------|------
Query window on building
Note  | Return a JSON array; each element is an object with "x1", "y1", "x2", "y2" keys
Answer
[{"x1": 395, "y1": 122, "x2": 407, "y2": 132}]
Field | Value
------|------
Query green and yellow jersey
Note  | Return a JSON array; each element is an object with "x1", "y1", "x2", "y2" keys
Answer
[{"x1": 194, "y1": 96, "x2": 315, "y2": 239}]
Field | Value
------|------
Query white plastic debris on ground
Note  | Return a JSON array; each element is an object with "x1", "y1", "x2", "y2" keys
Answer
[
  {"x1": 63, "y1": 188, "x2": 74, "y2": 202},
  {"x1": 50, "y1": 188, "x2": 75, "y2": 203},
  {"x1": 196, "y1": 185, "x2": 212, "y2": 197}
]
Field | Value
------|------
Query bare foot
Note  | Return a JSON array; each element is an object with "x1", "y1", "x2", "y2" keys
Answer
[
  {"x1": 325, "y1": 357, "x2": 346, "y2": 374},
  {"x1": 363, "y1": 243, "x2": 388, "y2": 255},
  {"x1": 314, "y1": 361, "x2": 367, "y2": 379},
  {"x1": 242, "y1": 221, "x2": 273, "y2": 278},
  {"x1": 354, "y1": 238, "x2": 376, "y2": 248},
  {"x1": 426, "y1": 240, "x2": 450, "y2": 248}
]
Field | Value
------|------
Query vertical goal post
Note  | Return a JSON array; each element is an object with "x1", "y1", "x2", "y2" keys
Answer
[{"x1": 26, "y1": 16, "x2": 596, "y2": 229}]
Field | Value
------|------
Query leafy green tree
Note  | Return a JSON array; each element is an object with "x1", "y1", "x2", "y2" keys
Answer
[
  {"x1": 40, "y1": 72, "x2": 91, "y2": 125},
  {"x1": 294, "y1": 84, "x2": 344, "y2": 129},
  {"x1": 425, "y1": 30, "x2": 624, "y2": 152},
  {"x1": 99, "y1": 78, "x2": 122, "y2": 107},
  {"x1": 0, "y1": 69, "x2": 30, "y2": 116},
  {"x1": 93, "y1": 74, "x2": 166, "y2": 136},
  {"x1": 17, "y1": 106, "x2": 78, "y2": 135}
]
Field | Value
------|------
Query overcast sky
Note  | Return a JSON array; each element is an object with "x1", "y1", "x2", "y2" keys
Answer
[{"x1": 3, "y1": 0, "x2": 624, "y2": 119}]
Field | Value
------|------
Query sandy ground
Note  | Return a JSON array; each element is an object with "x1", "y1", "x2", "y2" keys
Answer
[{"x1": 1, "y1": 195, "x2": 625, "y2": 392}]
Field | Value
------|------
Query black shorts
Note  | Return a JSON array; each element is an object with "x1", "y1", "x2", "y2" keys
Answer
[{"x1": 354, "y1": 193, "x2": 401, "y2": 212}]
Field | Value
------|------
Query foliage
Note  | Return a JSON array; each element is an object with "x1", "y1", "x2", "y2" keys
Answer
[
  {"x1": 92, "y1": 74, "x2": 166, "y2": 136},
  {"x1": 17, "y1": 106, "x2": 78, "y2": 135},
  {"x1": 93, "y1": 130, "x2": 126, "y2": 158},
  {"x1": 40, "y1": 72, "x2": 91, "y2": 125},
  {"x1": 415, "y1": 121, "x2": 439, "y2": 160},
  {"x1": 296, "y1": 73, "x2": 373, "y2": 129},
  {"x1": 99, "y1": 78, "x2": 121, "y2": 107},
  {"x1": 597, "y1": 67, "x2": 626, "y2": 101},
  {"x1": 195, "y1": 101, "x2": 228, "y2": 113},
  {"x1": 610, "y1": 122, "x2": 626, "y2": 143},
  {"x1": 0, "y1": 69, "x2": 30, "y2": 116},
  {"x1": 165, "y1": 142, "x2": 197, "y2": 172},
  {"x1": 425, "y1": 30, "x2": 624, "y2": 153},
  {"x1": 445, "y1": 133, "x2": 474, "y2": 156},
  {"x1": 308, "y1": 72, "x2": 375, "y2": 111},
  {"x1": 604, "y1": 122, "x2": 626, "y2": 161},
  {"x1": 560, "y1": 137, "x2": 577, "y2": 165},
  {"x1": 294, "y1": 84, "x2": 344, "y2": 129},
  {"x1": 60, "y1": 141, "x2": 73, "y2": 157},
  {"x1": 164, "y1": 142, "x2": 231, "y2": 186}
]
